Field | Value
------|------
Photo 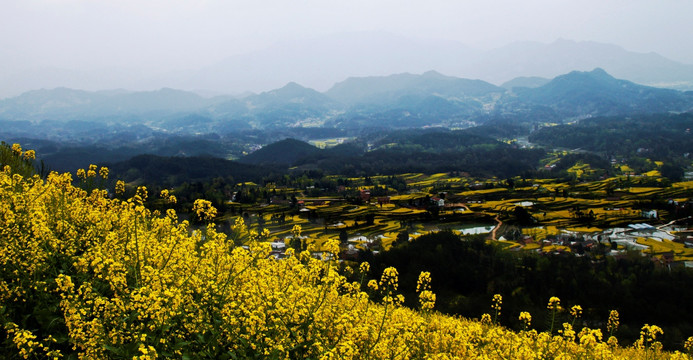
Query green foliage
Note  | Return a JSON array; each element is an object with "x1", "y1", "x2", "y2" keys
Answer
[
  {"x1": 367, "y1": 231, "x2": 693, "y2": 350},
  {"x1": 239, "y1": 138, "x2": 320, "y2": 165},
  {"x1": 0, "y1": 142, "x2": 37, "y2": 178},
  {"x1": 529, "y1": 113, "x2": 693, "y2": 178}
]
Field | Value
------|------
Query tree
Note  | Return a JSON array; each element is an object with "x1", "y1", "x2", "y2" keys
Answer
[
  {"x1": 513, "y1": 206, "x2": 534, "y2": 226},
  {"x1": 395, "y1": 230, "x2": 409, "y2": 246}
]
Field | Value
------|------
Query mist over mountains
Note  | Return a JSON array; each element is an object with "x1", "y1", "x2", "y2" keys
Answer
[
  {"x1": 3, "y1": 66, "x2": 693, "y2": 179},
  {"x1": 2, "y1": 68, "x2": 691, "y2": 134},
  {"x1": 3, "y1": 33, "x2": 693, "y2": 99}
]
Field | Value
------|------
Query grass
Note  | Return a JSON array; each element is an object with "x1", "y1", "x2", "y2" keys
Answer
[
  {"x1": 456, "y1": 188, "x2": 508, "y2": 196},
  {"x1": 635, "y1": 237, "x2": 693, "y2": 261},
  {"x1": 542, "y1": 244, "x2": 572, "y2": 253}
]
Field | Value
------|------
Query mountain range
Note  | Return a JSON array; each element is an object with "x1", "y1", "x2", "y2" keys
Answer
[
  {"x1": 512, "y1": 68, "x2": 692, "y2": 118},
  {"x1": 3, "y1": 33, "x2": 693, "y2": 99},
  {"x1": 2, "y1": 68, "x2": 692, "y2": 136}
]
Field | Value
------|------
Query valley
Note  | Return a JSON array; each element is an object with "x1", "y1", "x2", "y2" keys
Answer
[{"x1": 3, "y1": 67, "x2": 693, "y2": 355}]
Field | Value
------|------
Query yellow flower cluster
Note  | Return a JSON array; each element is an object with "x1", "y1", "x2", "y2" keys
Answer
[
  {"x1": 416, "y1": 272, "x2": 435, "y2": 311},
  {"x1": 11, "y1": 143, "x2": 22, "y2": 156},
  {"x1": 519, "y1": 311, "x2": 532, "y2": 329},
  {"x1": 291, "y1": 224, "x2": 302, "y2": 238},
  {"x1": 608, "y1": 309, "x2": 620, "y2": 334},
  {"x1": 134, "y1": 185, "x2": 148, "y2": 204},
  {"x1": 684, "y1": 336, "x2": 693, "y2": 353},
  {"x1": 0, "y1": 148, "x2": 691, "y2": 359},
  {"x1": 416, "y1": 271, "x2": 432, "y2": 293},
  {"x1": 23, "y1": 149, "x2": 36, "y2": 160},
  {"x1": 159, "y1": 189, "x2": 176, "y2": 204},
  {"x1": 548, "y1": 296, "x2": 561, "y2": 310},
  {"x1": 2, "y1": 142, "x2": 37, "y2": 177},
  {"x1": 115, "y1": 180, "x2": 125, "y2": 195},
  {"x1": 636, "y1": 324, "x2": 665, "y2": 350},
  {"x1": 192, "y1": 199, "x2": 217, "y2": 221},
  {"x1": 379, "y1": 266, "x2": 399, "y2": 292},
  {"x1": 492, "y1": 293, "x2": 503, "y2": 312},
  {"x1": 5, "y1": 322, "x2": 63, "y2": 359},
  {"x1": 418, "y1": 290, "x2": 436, "y2": 311},
  {"x1": 76, "y1": 164, "x2": 109, "y2": 181},
  {"x1": 358, "y1": 261, "x2": 370, "y2": 274},
  {"x1": 87, "y1": 164, "x2": 97, "y2": 178}
]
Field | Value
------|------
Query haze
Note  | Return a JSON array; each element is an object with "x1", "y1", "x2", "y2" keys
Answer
[{"x1": 2, "y1": 0, "x2": 693, "y2": 97}]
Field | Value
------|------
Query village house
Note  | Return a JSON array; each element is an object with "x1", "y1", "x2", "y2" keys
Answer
[
  {"x1": 641, "y1": 209, "x2": 658, "y2": 219},
  {"x1": 359, "y1": 189, "x2": 371, "y2": 202},
  {"x1": 430, "y1": 196, "x2": 445, "y2": 207}
]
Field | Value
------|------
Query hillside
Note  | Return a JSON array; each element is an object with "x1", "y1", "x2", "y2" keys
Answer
[
  {"x1": 239, "y1": 138, "x2": 320, "y2": 165},
  {"x1": 528, "y1": 112, "x2": 693, "y2": 179},
  {"x1": 234, "y1": 132, "x2": 545, "y2": 178},
  {"x1": 108, "y1": 154, "x2": 279, "y2": 186},
  {"x1": 501, "y1": 76, "x2": 550, "y2": 89},
  {"x1": 326, "y1": 70, "x2": 503, "y2": 106},
  {"x1": 0, "y1": 144, "x2": 687, "y2": 359},
  {"x1": 513, "y1": 68, "x2": 693, "y2": 117},
  {"x1": 0, "y1": 87, "x2": 215, "y2": 121}
]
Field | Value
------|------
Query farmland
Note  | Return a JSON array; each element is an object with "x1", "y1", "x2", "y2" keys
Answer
[{"x1": 196, "y1": 167, "x2": 693, "y2": 263}]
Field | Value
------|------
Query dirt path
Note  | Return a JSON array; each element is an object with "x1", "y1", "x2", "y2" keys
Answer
[
  {"x1": 490, "y1": 215, "x2": 503, "y2": 241},
  {"x1": 446, "y1": 202, "x2": 471, "y2": 212},
  {"x1": 657, "y1": 216, "x2": 692, "y2": 229}
]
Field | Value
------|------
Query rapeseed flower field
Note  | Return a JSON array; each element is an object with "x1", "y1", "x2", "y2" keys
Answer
[{"x1": 1, "y1": 143, "x2": 692, "y2": 359}]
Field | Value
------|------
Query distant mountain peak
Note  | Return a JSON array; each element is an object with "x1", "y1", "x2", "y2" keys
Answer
[
  {"x1": 263, "y1": 81, "x2": 317, "y2": 96},
  {"x1": 422, "y1": 70, "x2": 447, "y2": 78},
  {"x1": 515, "y1": 67, "x2": 690, "y2": 118},
  {"x1": 282, "y1": 81, "x2": 307, "y2": 89},
  {"x1": 558, "y1": 68, "x2": 618, "y2": 84},
  {"x1": 326, "y1": 72, "x2": 503, "y2": 105},
  {"x1": 588, "y1": 67, "x2": 608, "y2": 75}
]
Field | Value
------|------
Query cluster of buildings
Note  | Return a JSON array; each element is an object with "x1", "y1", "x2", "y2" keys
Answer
[{"x1": 518, "y1": 222, "x2": 693, "y2": 269}]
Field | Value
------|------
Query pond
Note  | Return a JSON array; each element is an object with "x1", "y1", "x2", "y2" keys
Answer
[
  {"x1": 514, "y1": 201, "x2": 534, "y2": 207},
  {"x1": 456, "y1": 225, "x2": 496, "y2": 235}
]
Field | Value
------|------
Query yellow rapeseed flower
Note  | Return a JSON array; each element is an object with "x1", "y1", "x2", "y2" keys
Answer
[
  {"x1": 519, "y1": 311, "x2": 532, "y2": 329},
  {"x1": 23, "y1": 150, "x2": 36, "y2": 160},
  {"x1": 684, "y1": 336, "x2": 693, "y2": 353},
  {"x1": 607, "y1": 310, "x2": 620, "y2": 335},
  {"x1": 115, "y1": 180, "x2": 125, "y2": 195},
  {"x1": 192, "y1": 199, "x2": 217, "y2": 221},
  {"x1": 359, "y1": 261, "x2": 370, "y2": 274},
  {"x1": 134, "y1": 186, "x2": 148, "y2": 205},
  {"x1": 379, "y1": 267, "x2": 399, "y2": 292},
  {"x1": 86, "y1": 165, "x2": 96, "y2": 178},
  {"x1": 0, "y1": 149, "x2": 689, "y2": 360},
  {"x1": 416, "y1": 271, "x2": 432, "y2": 293},
  {"x1": 492, "y1": 294, "x2": 502, "y2": 311},
  {"x1": 547, "y1": 296, "x2": 561, "y2": 310},
  {"x1": 291, "y1": 224, "x2": 302, "y2": 238}
]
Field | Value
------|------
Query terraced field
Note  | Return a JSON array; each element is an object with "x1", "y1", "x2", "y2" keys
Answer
[{"x1": 219, "y1": 169, "x2": 693, "y2": 261}]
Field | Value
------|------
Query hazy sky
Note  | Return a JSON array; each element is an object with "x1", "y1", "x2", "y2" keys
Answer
[{"x1": 2, "y1": 0, "x2": 693, "y2": 74}]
